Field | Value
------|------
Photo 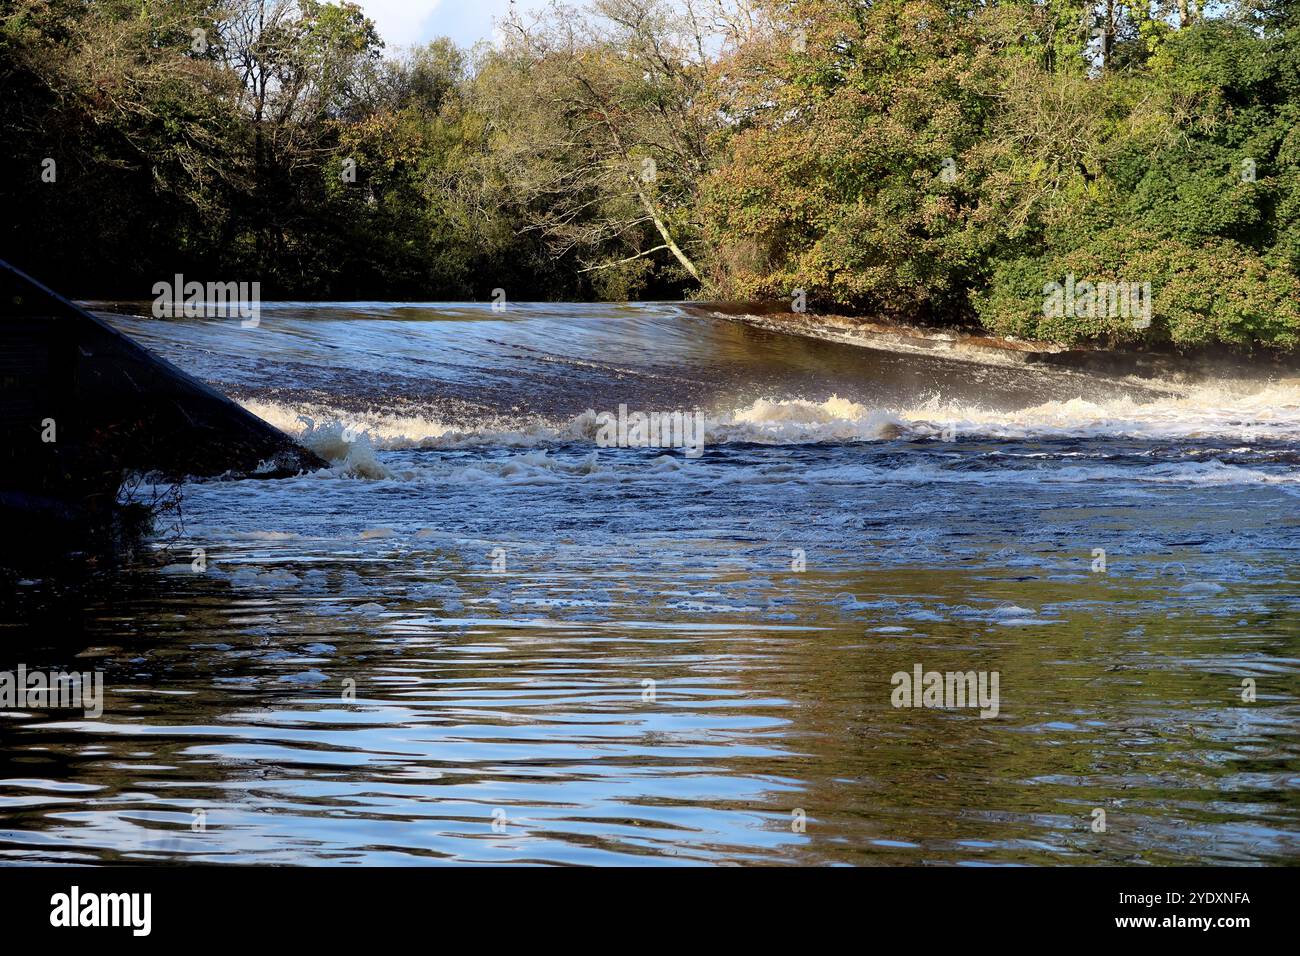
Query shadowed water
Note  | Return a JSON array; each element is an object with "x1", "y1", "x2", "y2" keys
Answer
[{"x1": 1, "y1": 303, "x2": 1298, "y2": 865}]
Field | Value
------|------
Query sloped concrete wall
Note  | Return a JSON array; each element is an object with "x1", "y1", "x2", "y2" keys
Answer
[{"x1": 0, "y1": 259, "x2": 325, "y2": 538}]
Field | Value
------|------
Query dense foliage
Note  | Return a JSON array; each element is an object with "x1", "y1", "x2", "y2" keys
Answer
[{"x1": 2, "y1": 0, "x2": 1299, "y2": 348}]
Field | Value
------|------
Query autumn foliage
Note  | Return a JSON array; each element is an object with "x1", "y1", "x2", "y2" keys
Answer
[{"x1": 3, "y1": 0, "x2": 1299, "y2": 349}]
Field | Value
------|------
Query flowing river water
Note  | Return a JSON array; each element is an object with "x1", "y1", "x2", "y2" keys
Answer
[{"x1": 2, "y1": 302, "x2": 1298, "y2": 865}]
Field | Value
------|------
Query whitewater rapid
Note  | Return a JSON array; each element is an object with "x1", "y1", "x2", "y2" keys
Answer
[{"x1": 229, "y1": 379, "x2": 1300, "y2": 482}]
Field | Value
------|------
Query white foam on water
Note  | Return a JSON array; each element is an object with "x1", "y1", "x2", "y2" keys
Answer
[
  {"x1": 708, "y1": 395, "x2": 906, "y2": 443},
  {"x1": 242, "y1": 379, "x2": 1300, "y2": 456},
  {"x1": 900, "y1": 380, "x2": 1300, "y2": 442},
  {"x1": 242, "y1": 399, "x2": 573, "y2": 454},
  {"x1": 230, "y1": 382, "x2": 1300, "y2": 495},
  {"x1": 290, "y1": 417, "x2": 391, "y2": 479}
]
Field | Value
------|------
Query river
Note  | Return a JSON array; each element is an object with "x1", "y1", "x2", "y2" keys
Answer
[{"x1": 1, "y1": 302, "x2": 1297, "y2": 865}]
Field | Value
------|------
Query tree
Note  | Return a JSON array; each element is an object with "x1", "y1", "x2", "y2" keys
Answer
[{"x1": 477, "y1": 0, "x2": 752, "y2": 296}]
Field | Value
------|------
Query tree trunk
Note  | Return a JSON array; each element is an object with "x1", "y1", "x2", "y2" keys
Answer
[
  {"x1": 636, "y1": 188, "x2": 700, "y2": 282},
  {"x1": 1102, "y1": 0, "x2": 1116, "y2": 68}
]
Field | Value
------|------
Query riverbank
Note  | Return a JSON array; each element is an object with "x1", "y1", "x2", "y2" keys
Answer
[{"x1": 692, "y1": 303, "x2": 1300, "y2": 387}]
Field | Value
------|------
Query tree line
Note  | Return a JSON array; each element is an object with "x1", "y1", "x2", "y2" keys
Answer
[{"x1": 2, "y1": 0, "x2": 1299, "y2": 349}]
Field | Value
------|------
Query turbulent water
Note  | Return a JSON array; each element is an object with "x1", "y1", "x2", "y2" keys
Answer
[{"x1": 2, "y1": 302, "x2": 1299, "y2": 865}]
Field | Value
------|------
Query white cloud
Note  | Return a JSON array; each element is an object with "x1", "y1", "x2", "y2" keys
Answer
[
  {"x1": 354, "y1": 1, "x2": 443, "y2": 49},
  {"x1": 354, "y1": 0, "x2": 551, "y2": 51}
]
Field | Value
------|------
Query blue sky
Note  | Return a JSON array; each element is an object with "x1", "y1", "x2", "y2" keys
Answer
[{"x1": 355, "y1": 0, "x2": 550, "y2": 51}]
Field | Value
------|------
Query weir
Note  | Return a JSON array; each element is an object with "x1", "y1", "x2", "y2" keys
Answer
[{"x1": 0, "y1": 259, "x2": 325, "y2": 558}]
